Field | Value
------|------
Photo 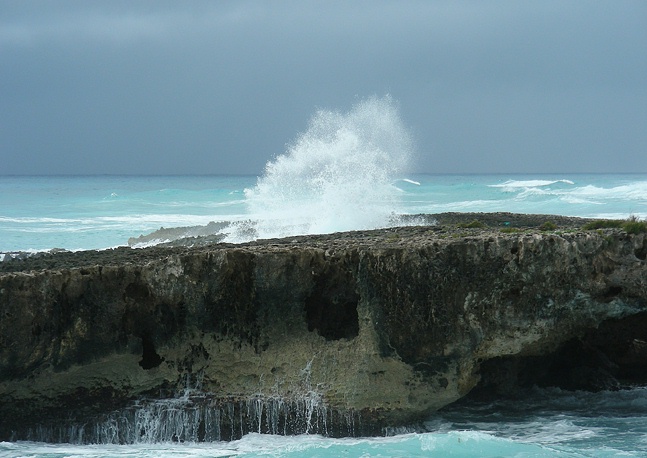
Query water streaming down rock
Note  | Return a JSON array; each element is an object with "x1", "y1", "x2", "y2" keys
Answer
[
  {"x1": 226, "y1": 95, "x2": 414, "y2": 242},
  {"x1": 23, "y1": 369, "x2": 362, "y2": 444},
  {"x1": 24, "y1": 392, "x2": 361, "y2": 444}
]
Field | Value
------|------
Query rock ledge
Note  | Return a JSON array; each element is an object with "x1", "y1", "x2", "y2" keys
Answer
[{"x1": 1, "y1": 213, "x2": 646, "y2": 441}]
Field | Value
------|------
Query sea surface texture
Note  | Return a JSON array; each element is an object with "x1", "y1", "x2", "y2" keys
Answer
[{"x1": 1, "y1": 173, "x2": 646, "y2": 253}]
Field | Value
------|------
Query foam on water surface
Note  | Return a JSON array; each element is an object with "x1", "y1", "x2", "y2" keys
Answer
[
  {"x1": 2, "y1": 173, "x2": 647, "y2": 253},
  {"x1": 5, "y1": 388, "x2": 647, "y2": 456},
  {"x1": 0, "y1": 432, "x2": 588, "y2": 458},
  {"x1": 489, "y1": 179, "x2": 576, "y2": 190}
]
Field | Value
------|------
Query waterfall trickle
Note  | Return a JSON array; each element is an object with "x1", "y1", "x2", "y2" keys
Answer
[
  {"x1": 23, "y1": 369, "x2": 361, "y2": 444},
  {"x1": 25, "y1": 394, "x2": 362, "y2": 444}
]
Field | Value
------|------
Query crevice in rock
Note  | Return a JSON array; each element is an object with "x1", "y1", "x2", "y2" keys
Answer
[
  {"x1": 636, "y1": 242, "x2": 647, "y2": 261},
  {"x1": 124, "y1": 281, "x2": 150, "y2": 303},
  {"x1": 139, "y1": 333, "x2": 163, "y2": 370},
  {"x1": 600, "y1": 285, "x2": 623, "y2": 302},
  {"x1": 305, "y1": 266, "x2": 359, "y2": 341}
]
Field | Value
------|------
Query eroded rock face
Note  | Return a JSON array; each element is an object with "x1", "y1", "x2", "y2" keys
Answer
[{"x1": 1, "y1": 221, "x2": 646, "y2": 440}]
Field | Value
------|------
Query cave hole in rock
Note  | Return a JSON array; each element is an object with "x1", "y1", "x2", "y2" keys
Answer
[
  {"x1": 139, "y1": 333, "x2": 164, "y2": 369},
  {"x1": 636, "y1": 243, "x2": 647, "y2": 261},
  {"x1": 601, "y1": 286, "x2": 623, "y2": 302},
  {"x1": 124, "y1": 281, "x2": 151, "y2": 302},
  {"x1": 469, "y1": 312, "x2": 647, "y2": 399},
  {"x1": 305, "y1": 270, "x2": 359, "y2": 341}
]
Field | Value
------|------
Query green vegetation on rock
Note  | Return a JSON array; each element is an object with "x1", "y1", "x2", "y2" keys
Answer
[
  {"x1": 540, "y1": 221, "x2": 557, "y2": 231},
  {"x1": 623, "y1": 220, "x2": 647, "y2": 234},
  {"x1": 582, "y1": 220, "x2": 624, "y2": 230},
  {"x1": 582, "y1": 217, "x2": 647, "y2": 234}
]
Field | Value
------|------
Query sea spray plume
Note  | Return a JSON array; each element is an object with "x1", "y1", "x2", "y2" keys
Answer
[{"x1": 231, "y1": 96, "x2": 413, "y2": 241}]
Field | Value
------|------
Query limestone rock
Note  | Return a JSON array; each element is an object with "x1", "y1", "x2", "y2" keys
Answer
[{"x1": 1, "y1": 215, "x2": 646, "y2": 440}]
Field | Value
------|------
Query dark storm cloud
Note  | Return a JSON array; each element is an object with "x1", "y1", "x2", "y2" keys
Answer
[{"x1": 1, "y1": 1, "x2": 646, "y2": 175}]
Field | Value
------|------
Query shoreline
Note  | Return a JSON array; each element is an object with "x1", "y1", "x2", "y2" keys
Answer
[{"x1": 1, "y1": 211, "x2": 597, "y2": 272}]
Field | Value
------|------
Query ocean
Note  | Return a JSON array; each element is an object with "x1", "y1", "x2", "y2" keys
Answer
[
  {"x1": 1, "y1": 173, "x2": 647, "y2": 457},
  {"x1": 2, "y1": 173, "x2": 646, "y2": 254}
]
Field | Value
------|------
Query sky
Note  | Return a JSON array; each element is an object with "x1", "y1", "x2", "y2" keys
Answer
[{"x1": 1, "y1": 0, "x2": 646, "y2": 175}]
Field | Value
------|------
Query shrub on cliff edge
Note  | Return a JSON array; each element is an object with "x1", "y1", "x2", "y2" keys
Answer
[
  {"x1": 540, "y1": 221, "x2": 557, "y2": 231},
  {"x1": 582, "y1": 217, "x2": 647, "y2": 234},
  {"x1": 582, "y1": 220, "x2": 624, "y2": 230},
  {"x1": 623, "y1": 219, "x2": 647, "y2": 234}
]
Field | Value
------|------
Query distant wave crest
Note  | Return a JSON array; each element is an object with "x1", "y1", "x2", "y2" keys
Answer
[{"x1": 489, "y1": 179, "x2": 575, "y2": 191}]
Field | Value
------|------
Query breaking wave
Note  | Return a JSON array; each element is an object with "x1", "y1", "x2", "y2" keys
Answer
[{"x1": 226, "y1": 95, "x2": 414, "y2": 242}]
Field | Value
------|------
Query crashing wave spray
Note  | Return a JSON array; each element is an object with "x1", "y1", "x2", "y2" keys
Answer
[{"x1": 230, "y1": 95, "x2": 414, "y2": 241}]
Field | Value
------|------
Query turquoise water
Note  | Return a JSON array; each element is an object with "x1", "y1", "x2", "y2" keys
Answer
[
  {"x1": 2, "y1": 387, "x2": 647, "y2": 456},
  {"x1": 1, "y1": 174, "x2": 646, "y2": 252},
  {"x1": 0, "y1": 434, "x2": 579, "y2": 457}
]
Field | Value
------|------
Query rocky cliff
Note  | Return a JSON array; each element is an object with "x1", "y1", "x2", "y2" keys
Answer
[{"x1": 1, "y1": 214, "x2": 646, "y2": 442}]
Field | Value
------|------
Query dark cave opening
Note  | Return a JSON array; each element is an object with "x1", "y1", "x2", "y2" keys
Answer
[
  {"x1": 470, "y1": 312, "x2": 647, "y2": 399},
  {"x1": 305, "y1": 269, "x2": 359, "y2": 341},
  {"x1": 139, "y1": 333, "x2": 164, "y2": 370}
]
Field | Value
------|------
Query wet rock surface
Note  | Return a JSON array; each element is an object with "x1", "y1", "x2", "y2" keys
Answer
[{"x1": 1, "y1": 212, "x2": 646, "y2": 441}]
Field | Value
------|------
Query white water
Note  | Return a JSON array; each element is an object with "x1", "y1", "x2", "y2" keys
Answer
[
  {"x1": 233, "y1": 95, "x2": 413, "y2": 241},
  {"x1": 0, "y1": 434, "x2": 567, "y2": 457},
  {"x1": 4, "y1": 387, "x2": 647, "y2": 456},
  {"x1": 21, "y1": 392, "x2": 358, "y2": 444},
  {"x1": 2, "y1": 175, "x2": 647, "y2": 253}
]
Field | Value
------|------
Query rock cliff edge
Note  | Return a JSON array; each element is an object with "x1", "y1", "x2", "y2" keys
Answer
[{"x1": 1, "y1": 213, "x2": 646, "y2": 441}]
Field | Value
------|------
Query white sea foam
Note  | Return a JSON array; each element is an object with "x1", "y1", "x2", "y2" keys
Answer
[
  {"x1": 569, "y1": 183, "x2": 647, "y2": 201},
  {"x1": 229, "y1": 95, "x2": 413, "y2": 242},
  {"x1": 129, "y1": 239, "x2": 171, "y2": 249},
  {"x1": 2, "y1": 174, "x2": 646, "y2": 251},
  {"x1": 489, "y1": 179, "x2": 575, "y2": 190},
  {"x1": 489, "y1": 180, "x2": 647, "y2": 203},
  {"x1": 0, "y1": 431, "x2": 574, "y2": 457},
  {"x1": 3, "y1": 388, "x2": 647, "y2": 456}
]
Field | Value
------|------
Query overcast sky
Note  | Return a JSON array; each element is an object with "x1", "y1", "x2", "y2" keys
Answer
[{"x1": 1, "y1": 1, "x2": 646, "y2": 175}]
